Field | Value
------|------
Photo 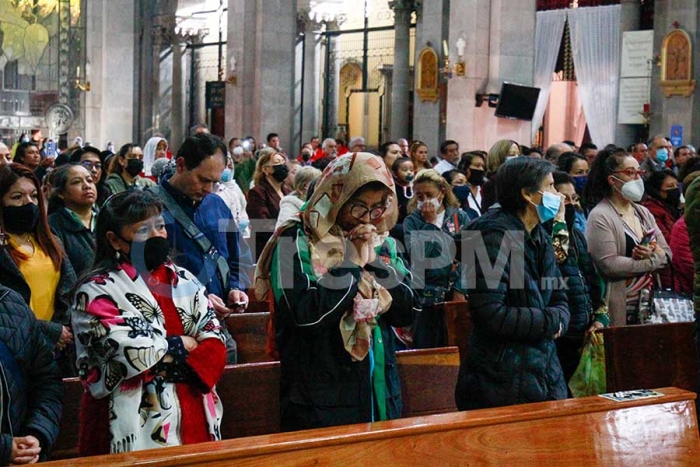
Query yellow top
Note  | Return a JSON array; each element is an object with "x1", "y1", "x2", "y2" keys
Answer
[{"x1": 9, "y1": 234, "x2": 59, "y2": 321}]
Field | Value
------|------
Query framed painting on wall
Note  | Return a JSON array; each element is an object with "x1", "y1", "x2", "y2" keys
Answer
[{"x1": 660, "y1": 28, "x2": 695, "y2": 97}]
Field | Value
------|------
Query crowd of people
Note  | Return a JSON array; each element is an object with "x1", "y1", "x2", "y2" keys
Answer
[{"x1": 0, "y1": 126, "x2": 697, "y2": 461}]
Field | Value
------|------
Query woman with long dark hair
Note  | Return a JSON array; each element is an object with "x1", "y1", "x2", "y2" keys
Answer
[
  {"x1": 47, "y1": 163, "x2": 98, "y2": 278},
  {"x1": 72, "y1": 190, "x2": 226, "y2": 455},
  {"x1": 0, "y1": 163, "x2": 76, "y2": 375},
  {"x1": 583, "y1": 148, "x2": 671, "y2": 325}
]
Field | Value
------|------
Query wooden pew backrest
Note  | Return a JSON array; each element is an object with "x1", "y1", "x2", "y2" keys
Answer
[
  {"x1": 604, "y1": 322, "x2": 699, "y2": 393},
  {"x1": 52, "y1": 377, "x2": 82, "y2": 460},
  {"x1": 396, "y1": 346, "x2": 460, "y2": 417},
  {"x1": 43, "y1": 387, "x2": 700, "y2": 467},
  {"x1": 443, "y1": 300, "x2": 471, "y2": 362},
  {"x1": 225, "y1": 312, "x2": 274, "y2": 364},
  {"x1": 218, "y1": 362, "x2": 281, "y2": 439}
]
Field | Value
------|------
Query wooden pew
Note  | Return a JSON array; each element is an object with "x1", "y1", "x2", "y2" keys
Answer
[
  {"x1": 396, "y1": 346, "x2": 460, "y2": 417},
  {"x1": 44, "y1": 387, "x2": 700, "y2": 466},
  {"x1": 225, "y1": 312, "x2": 274, "y2": 364},
  {"x1": 51, "y1": 347, "x2": 457, "y2": 459},
  {"x1": 52, "y1": 377, "x2": 82, "y2": 460},
  {"x1": 218, "y1": 362, "x2": 280, "y2": 438},
  {"x1": 52, "y1": 362, "x2": 281, "y2": 460},
  {"x1": 245, "y1": 300, "x2": 271, "y2": 314},
  {"x1": 443, "y1": 300, "x2": 471, "y2": 362},
  {"x1": 604, "y1": 322, "x2": 699, "y2": 393}
]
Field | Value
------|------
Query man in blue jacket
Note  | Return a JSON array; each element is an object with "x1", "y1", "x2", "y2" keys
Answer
[{"x1": 150, "y1": 133, "x2": 253, "y2": 363}]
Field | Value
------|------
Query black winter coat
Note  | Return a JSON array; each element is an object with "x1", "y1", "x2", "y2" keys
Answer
[
  {"x1": 49, "y1": 208, "x2": 96, "y2": 278},
  {"x1": 272, "y1": 227, "x2": 415, "y2": 431},
  {"x1": 0, "y1": 286, "x2": 63, "y2": 464},
  {"x1": 456, "y1": 208, "x2": 570, "y2": 410}
]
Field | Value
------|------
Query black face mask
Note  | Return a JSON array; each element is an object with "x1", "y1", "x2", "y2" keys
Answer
[
  {"x1": 564, "y1": 204, "x2": 577, "y2": 230},
  {"x1": 468, "y1": 169, "x2": 485, "y2": 186},
  {"x1": 271, "y1": 164, "x2": 289, "y2": 183},
  {"x1": 3, "y1": 203, "x2": 39, "y2": 234},
  {"x1": 665, "y1": 187, "x2": 681, "y2": 207},
  {"x1": 125, "y1": 158, "x2": 144, "y2": 177},
  {"x1": 125, "y1": 236, "x2": 171, "y2": 272},
  {"x1": 301, "y1": 152, "x2": 311, "y2": 161}
]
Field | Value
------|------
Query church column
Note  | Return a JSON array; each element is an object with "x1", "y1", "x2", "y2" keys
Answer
[
  {"x1": 171, "y1": 33, "x2": 187, "y2": 152},
  {"x1": 298, "y1": 11, "x2": 325, "y2": 147},
  {"x1": 151, "y1": 14, "x2": 176, "y2": 142},
  {"x1": 322, "y1": 20, "x2": 341, "y2": 139},
  {"x1": 190, "y1": 31, "x2": 208, "y2": 130},
  {"x1": 650, "y1": 1, "x2": 699, "y2": 144},
  {"x1": 389, "y1": 0, "x2": 418, "y2": 141},
  {"x1": 86, "y1": 0, "x2": 136, "y2": 146},
  {"x1": 413, "y1": 0, "x2": 448, "y2": 152},
  {"x1": 226, "y1": 0, "x2": 297, "y2": 147}
]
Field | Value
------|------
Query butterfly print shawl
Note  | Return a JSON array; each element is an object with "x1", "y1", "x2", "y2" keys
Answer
[{"x1": 72, "y1": 261, "x2": 224, "y2": 453}]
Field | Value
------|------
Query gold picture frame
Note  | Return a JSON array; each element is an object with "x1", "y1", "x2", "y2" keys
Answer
[
  {"x1": 416, "y1": 46, "x2": 439, "y2": 102},
  {"x1": 660, "y1": 28, "x2": 695, "y2": 97}
]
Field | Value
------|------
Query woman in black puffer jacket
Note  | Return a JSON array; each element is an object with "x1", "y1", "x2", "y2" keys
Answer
[
  {"x1": 0, "y1": 285, "x2": 63, "y2": 464},
  {"x1": 456, "y1": 158, "x2": 570, "y2": 410}
]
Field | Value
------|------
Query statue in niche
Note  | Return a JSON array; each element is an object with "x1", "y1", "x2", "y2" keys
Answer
[
  {"x1": 416, "y1": 47, "x2": 439, "y2": 102},
  {"x1": 660, "y1": 28, "x2": 695, "y2": 97}
]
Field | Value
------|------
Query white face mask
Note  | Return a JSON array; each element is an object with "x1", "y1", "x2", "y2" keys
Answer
[
  {"x1": 417, "y1": 197, "x2": 441, "y2": 210},
  {"x1": 615, "y1": 177, "x2": 645, "y2": 202}
]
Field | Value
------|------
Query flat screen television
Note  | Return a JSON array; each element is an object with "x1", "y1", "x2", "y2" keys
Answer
[{"x1": 494, "y1": 82, "x2": 541, "y2": 121}]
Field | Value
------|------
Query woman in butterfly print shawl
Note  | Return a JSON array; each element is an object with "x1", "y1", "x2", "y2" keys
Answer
[{"x1": 71, "y1": 190, "x2": 226, "y2": 455}]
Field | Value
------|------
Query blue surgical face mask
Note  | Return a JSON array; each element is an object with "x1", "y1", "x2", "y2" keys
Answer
[
  {"x1": 531, "y1": 190, "x2": 561, "y2": 223},
  {"x1": 656, "y1": 148, "x2": 669, "y2": 163},
  {"x1": 221, "y1": 168, "x2": 233, "y2": 183},
  {"x1": 573, "y1": 175, "x2": 587, "y2": 194},
  {"x1": 452, "y1": 185, "x2": 471, "y2": 203}
]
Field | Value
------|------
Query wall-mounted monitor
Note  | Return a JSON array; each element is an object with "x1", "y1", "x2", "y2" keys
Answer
[{"x1": 494, "y1": 82, "x2": 541, "y2": 121}]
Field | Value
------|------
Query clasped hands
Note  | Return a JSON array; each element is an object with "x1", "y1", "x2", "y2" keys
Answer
[{"x1": 632, "y1": 242, "x2": 661, "y2": 261}]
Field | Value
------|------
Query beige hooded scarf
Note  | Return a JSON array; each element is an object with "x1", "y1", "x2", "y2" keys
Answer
[{"x1": 254, "y1": 152, "x2": 398, "y2": 360}]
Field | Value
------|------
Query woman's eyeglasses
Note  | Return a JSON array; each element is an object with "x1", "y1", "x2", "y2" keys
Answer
[
  {"x1": 80, "y1": 161, "x2": 102, "y2": 170},
  {"x1": 613, "y1": 168, "x2": 646, "y2": 179},
  {"x1": 349, "y1": 203, "x2": 387, "y2": 221}
]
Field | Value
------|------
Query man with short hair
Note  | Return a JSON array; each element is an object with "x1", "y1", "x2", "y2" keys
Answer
[
  {"x1": 151, "y1": 133, "x2": 253, "y2": 363},
  {"x1": 629, "y1": 142, "x2": 649, "y2": 163},
  {"x1": 348, "y1": 136, "x2": 366, "y2": 152},
  {"x1": 311, "y1": 138, "x2": 337, "y2": 161},
  {"x1": 579, "y1": 142, "x2": 598, "y2": 165},
  {"x1": 545, "y1": 142, "x2": 574, "y2": 165},
  {"x1": 397, "y1": 138, "x2": 410, "y2": 157},
  {"x1": 190, "y1": 123, "x2": 210, "y2": 136},
  {"x1": 641, "y1": 135, "x2": 673, "y2": 175},
  {"x1": 309, "y1": 136, "x2": 320, "y2": 152},
  {"x1": 267, "y1": 132, "x2": 282, "y2": 152},
  {"x1": 673, "y1": 145, "x2": 692, "y2": 175},
  {"x1": 434, "y1": 139, "x2": 460, "y2": 174},
  {"x1": 687, "y1": 144, "x2": 697, "y2": 158}
]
